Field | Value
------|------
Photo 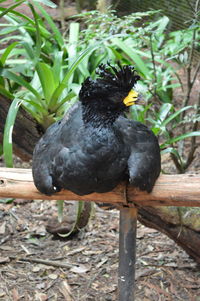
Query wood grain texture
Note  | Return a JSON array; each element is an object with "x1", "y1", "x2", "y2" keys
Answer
[{"x1": 0, "y1": 168, "x2": 200, "y2": 207}]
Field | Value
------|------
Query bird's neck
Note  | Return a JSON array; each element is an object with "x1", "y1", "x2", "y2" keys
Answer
[{"x1": 81, "y1": 103, "x2": 120, "y2": 128}]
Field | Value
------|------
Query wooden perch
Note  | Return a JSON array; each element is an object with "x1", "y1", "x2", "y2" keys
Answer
[
  {"x1": 1, "y1": 167, "x2": 200, "y2": 300},
  {"x1": 0, "y1": 167, "x2": 200, "y2": 207}
]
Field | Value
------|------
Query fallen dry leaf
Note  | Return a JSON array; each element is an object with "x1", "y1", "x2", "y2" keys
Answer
[
  {"x1": 0, "y1": 221, "x2": 6, "y2": 234},
  {"x1": 137, "y1": 227, "x2": 158, "y2": 239},
  {"x1": 12, "y1": 288, "x2": 20, "y2": 301},
  {"x1": 0, "y1": 256, "x2": 10, "y2": 264},
  {"x1": 59, "y1": 280, "x2": 74, "y2": 301},
  {"x1": 32, "y1": 266, "x2": 41, "y2": 273},
  {"x1": 0, "y1": 204, "x2": 12, "y2": 211},
  {"x1": 0, "y1": 289, "x2": 6, "y2": 298},
  {"x1": 34, "y1": 292, "x2": 48, "y2": 301},
  {"x1": 65, "y1": 246, "x2": 86, "y2": 256},
  {"x1": 48, "y1": 273, "x2": 58, "y2": 280},
  {"x1": 136, "y1": 268, "x2": 159, "y2": 280},
  {"x1": 70, "y1": 264, "x2": 89, "y2": 274}
]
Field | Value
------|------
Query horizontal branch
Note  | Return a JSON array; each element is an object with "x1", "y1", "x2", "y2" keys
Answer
[{"x1": 0, "y1": 168, "x2": 200, "y2": 207}]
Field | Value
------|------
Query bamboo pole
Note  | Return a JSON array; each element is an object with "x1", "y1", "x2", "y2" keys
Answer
[{"x1": 0, "y1": 168, "x2": 200, "y2": 207}]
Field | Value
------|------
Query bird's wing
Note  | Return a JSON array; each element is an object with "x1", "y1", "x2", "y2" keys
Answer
[
  {"x1": 32, "y1": 102, "x2": 83, "y2": 195},
  {"x1": 59, "y1": 102, "x2": 83, "y2": 146},
  {"x1": 115, "y1": 116, "x2": 161, "y2": 192}
]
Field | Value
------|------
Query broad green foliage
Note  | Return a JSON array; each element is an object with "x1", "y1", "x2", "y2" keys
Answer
[
  {"x1": 0, "y1": 2, "x2": 200, "y2": 172},
  {"x1": 0, "y1": 2, "x2": 112, "y2": 167}
]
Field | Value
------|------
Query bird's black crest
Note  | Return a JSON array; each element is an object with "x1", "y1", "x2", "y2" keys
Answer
[
  {"x1": 96, "y1": 63, "x2": 140, "y2": 92},
  {"x1": 79, "y1": 63, "x2": 140, "y2": 101}
]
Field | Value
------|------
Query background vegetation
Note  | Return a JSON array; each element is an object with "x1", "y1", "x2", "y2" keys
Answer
[{"x1": 1, "y1": 0, "x2": 200, "y2": 171}]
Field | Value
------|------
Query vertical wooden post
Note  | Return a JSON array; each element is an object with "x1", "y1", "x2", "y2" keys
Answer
[{"x1": 118, "y1": 207, "x2": 138, "y2": 301}]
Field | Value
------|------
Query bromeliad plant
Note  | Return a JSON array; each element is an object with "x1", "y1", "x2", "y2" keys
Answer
[
  {"x1": 0, "y1": 0, "x2": 103, "y2": 234},
  {"x1": 1, "y1": 2, "x2": 200, "y2": 177},
  {"x1": 0, "y1": 0, "x2": 111, "y2": 167}
]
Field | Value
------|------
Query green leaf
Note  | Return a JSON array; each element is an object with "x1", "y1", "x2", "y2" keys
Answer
[
  {"x1": 124, "y1": 48, "x2": 177, "y2": 75},
  {"x1": 28, "y1": 3, "x2": 42, "y2": 59},
  {"x1": 0, "y1": 198, "x2": 14, "y2": 204},
  {"x1": 130, "y1": 103, "x2": 152, "y2": 123},
  {"x1": 0, "y1": 0, "x2": 26, "y2": 18},
  {"x1": 52, "y1": 51, "x2": 63, "y2": 85},
  {"x1": 36, "y1": 62, "x2": 56, "y2": 103},
  {"x1": 0, "y1": 6, "x2": 34, "y2": 24},
  {"x1": 148, "y1": 105, "x2": 192, "y2": 137},
  {"x1": 23, "y1": 98, "x2": 47, "y2": 115},
  {"x1": 33, "y1": 0, "x2": 57, "y2": 8},
  {"x1": 3, "y1": 98, "x2": 22, "y2": 167},
  {"x1": 21, "y1": 42, "x2": 35, "y2": 61},
  {"x1": 22, "y1": 102, "x2": 44, "y2": 124},
  {"x1": 58, "y1": 201, "x2": 85, "y2": 238},
  {"x1": 23, "y1": 23, "x2": 52, "y2": 40},
  {"x1": 161, "y1": 131, "x2": 200, "y2": 149},
  {"x1": 62, "y1": 43, "x2": 100, "y2": 85},
  {"x1": 0, "y1": 85, "x2": 14, "y2": 99},
  {"x1": 162, "y1": 105, "x2": 192, "y2": 127},
  {"x1": 157, "y1": 103, "x2": 173, "y2": 123},
  {"x1": 1, "y1": 69, "x2": 42, "y2": 100},
  {"x1": 48, "y1": 84, "x2": 71, "y2": 110},
  {"x1": 68, "y1": 23, "x2": 80, "y2": 61},
  {"x1": 33, "y1": 1, "x2": 63, "y2": 47},
  {"x1": 0, "y1": 41, "x2": 19, "y2": 65},
  {"x1": 112, "y1": 38, "x2": 151, "y2": 78},
  {"x1": 67, "y1": 22, "x2": 80, "y2": 84},
  {"x1": 52, "y1": 91, "x2": 76, "y2": 112},
  {"x1": 52, "y1": 43, "x2": 100, "y2": 100},
  {"x1": 161, "y1": 147, "x2": 183, "y2": 166},
  {"x1": 155, "y1": 16, "x2": 169, "y2": 34},
  {"x1": 57, "y1": 200, "x2": 64, "y2": 223}
]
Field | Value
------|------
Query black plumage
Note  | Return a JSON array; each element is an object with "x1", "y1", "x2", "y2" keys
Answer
[{"x1": 32, "y1": 64, "x2": 161, "y2": 196}]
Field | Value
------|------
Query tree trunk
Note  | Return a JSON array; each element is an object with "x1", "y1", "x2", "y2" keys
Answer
[
  {"x1": 1, "y1": 95, "x2": 200, "y2": 262},
  {"x1": 138, "y1": 206, "x2": 200, "y2": 263},
  {"x1": 0, "y1": 95, "x2": 42, "y2": 161}
]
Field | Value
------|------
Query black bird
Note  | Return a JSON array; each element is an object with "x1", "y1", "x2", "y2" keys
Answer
[{"x1": 32, "y1": 64, "x2": 161, "y2": 196}]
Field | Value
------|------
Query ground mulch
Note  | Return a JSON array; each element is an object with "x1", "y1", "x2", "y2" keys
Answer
[{"x1": 0, "y1": 199, "x2": 200, "y2": 301}]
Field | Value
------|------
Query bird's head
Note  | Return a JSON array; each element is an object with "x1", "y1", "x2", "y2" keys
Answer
[{"x1": 79, "y1": 63, "x2": 141, "y2": 112}]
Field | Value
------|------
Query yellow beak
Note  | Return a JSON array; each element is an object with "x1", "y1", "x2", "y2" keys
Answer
[{"x1": 123, "y1": 90, "x2": 139, "y2": 107}]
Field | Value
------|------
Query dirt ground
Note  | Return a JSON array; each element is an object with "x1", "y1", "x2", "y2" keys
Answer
[{"x1": 0, "y1": 198, "x2": 200, "y2": 301}]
